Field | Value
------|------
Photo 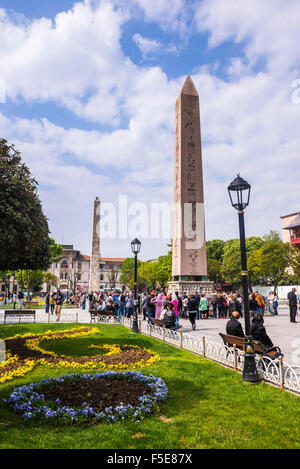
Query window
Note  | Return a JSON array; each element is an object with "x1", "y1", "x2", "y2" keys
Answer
[
  {"x1": 100, "y1": 274, "x2": 104, "y2": 281},
  {"x1": 78, "y1": 262, "x2": 82, "y2": 270},
  {"x1": 61, "y1": 260, "x2": 68, "y2": 269}
]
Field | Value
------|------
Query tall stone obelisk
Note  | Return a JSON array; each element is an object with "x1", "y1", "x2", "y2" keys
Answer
[
  {"x1": 89, "y1": 197, "x2": 101, "y2": 292},
  {"x1": 168, "y1": 75, "x2": 213, "y2": 295}
]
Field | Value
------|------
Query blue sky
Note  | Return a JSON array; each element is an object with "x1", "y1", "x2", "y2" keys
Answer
[{"x1": 0, "y1": 0, "x2": 299, "y2": 260}]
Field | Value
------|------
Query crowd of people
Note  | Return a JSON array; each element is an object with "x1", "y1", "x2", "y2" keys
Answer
[{"x1": 5, "y1": 285, "x2": 295, "y2": 329}]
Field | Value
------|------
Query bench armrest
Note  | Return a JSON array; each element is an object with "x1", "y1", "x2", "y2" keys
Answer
[{"x1": 265, "y1": 345, "x2": 283, "y2": 357}]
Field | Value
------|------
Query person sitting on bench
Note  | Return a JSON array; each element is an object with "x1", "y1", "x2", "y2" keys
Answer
[
  {"x1": 159, "y1": 303, "x2": 177, "y2": 330},
  {"x1": 251, "y1": 312, "x2": 274, "y2": 348},
  {"x1": 226, "y1": 311, "x2": 244, "y2": 338}
]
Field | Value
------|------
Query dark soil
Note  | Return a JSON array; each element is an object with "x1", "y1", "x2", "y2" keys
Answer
[
  {"x1": 1, "y1": 328, "x2": 154, "y2": 377},
  {"x1": 41, "y1": 378, "x2": 151, "y2": 412}
]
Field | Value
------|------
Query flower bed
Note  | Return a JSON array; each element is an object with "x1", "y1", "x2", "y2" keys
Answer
[
  {"x1": 0, "y1": 328, "x2": 160, "y2": 384},
  {"x1": 4, "y1": 371, "x2": 169, "y2": 424}
]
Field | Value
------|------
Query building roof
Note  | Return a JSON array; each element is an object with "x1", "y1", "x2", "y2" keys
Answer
[
  {"x1": 76, "y1": 254, "x2": 125, "y2": 262},
  {"x1": 283, "y1": 215, "x2": 300, "y2": 230},
  {"x1": 280, "y1": 212, "x2": 300, "y2": 219}
]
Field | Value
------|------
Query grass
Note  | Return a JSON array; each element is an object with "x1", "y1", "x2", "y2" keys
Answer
[{"x1": 0, "y1": 322, "x2": 299, "y2": 449}]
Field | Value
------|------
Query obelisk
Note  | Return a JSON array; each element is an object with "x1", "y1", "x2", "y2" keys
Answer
[
  {"x1": 168, "y1": 75, "x2": 213, "y2": 295},
  {"x1": 89, "y1": 197, "x2": 101, "y2": 292}
]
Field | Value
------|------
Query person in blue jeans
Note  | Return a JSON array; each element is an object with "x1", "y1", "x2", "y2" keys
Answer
[
  {"x1": 126, "y1": 293, "x2": 134, "y2": 318},
  {"x1": 116, "y1": 293, "x2": 125, "y2": 320}
]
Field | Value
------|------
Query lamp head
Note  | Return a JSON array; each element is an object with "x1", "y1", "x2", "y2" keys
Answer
[{"x1": 228, "y1": 174, "x2": 251, "y2": 210}]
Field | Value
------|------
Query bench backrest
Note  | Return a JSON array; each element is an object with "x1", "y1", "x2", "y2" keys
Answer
[
  {"x1": 219, "y1": 333, "x2": 264, "y2": 354},
  {"x1": 5, "y1": 310, "x2": 36, "y2": 315}
]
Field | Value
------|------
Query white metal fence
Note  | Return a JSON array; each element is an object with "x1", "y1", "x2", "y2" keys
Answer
[{"x1": 1, "y1": 311, "x2": 299, "y2": 395}]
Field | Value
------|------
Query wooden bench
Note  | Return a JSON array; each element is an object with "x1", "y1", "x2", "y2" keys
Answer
[
  {"x1": 219, "y1": 333, "x2": 283, "y2": 359},
  {"x1": 150, "y1": 317, "x2": 182, "y2": 330},
  {"x1": 4, "y1": 310, "x2": 36, "y2": 324},
  {"x1": 90, "y1": 309, "x2": 115, "y2": 323}
]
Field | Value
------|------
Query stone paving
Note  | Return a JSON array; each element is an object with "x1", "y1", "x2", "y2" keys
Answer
[{"x1": 2, "y1": 304, "x2": 299, "y2": 366}]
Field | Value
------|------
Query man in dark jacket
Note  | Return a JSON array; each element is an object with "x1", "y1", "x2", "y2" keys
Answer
[
  {"x1": 287, "y1": 288, "x2": 297, "y2": 323},
  {"x1": 187, "y1": 294, "x2": 198, "y2": 330},
  {"x1": 226, "y1": 311, "x2": 244, "y2": 338},
  {"x1": 145, "y1": 291, "x2": 156, "y2": 324}
]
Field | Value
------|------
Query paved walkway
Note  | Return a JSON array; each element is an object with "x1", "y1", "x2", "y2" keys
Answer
[{"x1": 3, "y1": 305, "x2": 299, "y2": 366}]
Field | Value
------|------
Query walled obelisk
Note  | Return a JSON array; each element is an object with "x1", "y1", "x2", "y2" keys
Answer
[
  {"x1": 89, "y1": 197, "x2": 101, "y2": 292},
  {"x1": 168, "y1": 75, "x2": 213, "y2": 295}
]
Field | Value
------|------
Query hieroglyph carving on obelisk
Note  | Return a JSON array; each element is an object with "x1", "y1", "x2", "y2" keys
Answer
[
  {"x1": 172, "y1": 75, "x2": 207, "y2": 278},
  {"x1": 89, "y1": 197, "x2": 101, "y2": 292}
]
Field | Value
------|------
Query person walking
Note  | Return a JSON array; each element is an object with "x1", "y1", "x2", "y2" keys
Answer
[
  {"x1": 12, "y1": 291, "x2": 17, "y2": 310},
  {"x1": 187, "y1": 293, "x2": 198, "y2": 330},
  {"x1": 53, "y1": 289, "x2": 64, "y2": 321},
  {"x1": 50, "y1": 295, "x2": 55, "y2": 314},
  {"x1": 45, "y1": 293, "x2": 50, "y2": 314},
  {"x1": 182, "y1": 294, "x2": 188, "y2": 318},
  {"x1": 18, "y1": 290, "x2": 24, "y2": 310},
  {"x1": 81, "y1": 292, "x2": 86, "y2": 310},
  {"x1": 287, "y1": 288, "x2": 298, "y2": 323},
  {"x1": 145, "y1": 291, "x2": 156, "y2": 324},
  {"x1": 125, "y1": 293, "x2": 134, "y2": 318}
]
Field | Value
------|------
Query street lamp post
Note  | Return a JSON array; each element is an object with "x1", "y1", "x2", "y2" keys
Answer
[
  {"x1": 131, "y1": 238, "x2": 141, "y2": 333},
  {"x1": 228, "y1": 174, "x2": 260, "y2": 384}
]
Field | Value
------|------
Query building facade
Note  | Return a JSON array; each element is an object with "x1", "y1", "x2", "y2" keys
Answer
[
  {"x1": 46, "y1": 244, "x2": 125, "y2": 293},
  {"x1": 281, "y1": 212, "x2": 300, "y2": 250}
]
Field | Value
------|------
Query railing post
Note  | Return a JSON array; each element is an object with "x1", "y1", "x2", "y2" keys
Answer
[
  {"x1": 163, "y1": 326, "x2": 166, "y2": 342},
  {"x1": 233, "y1": 345, "x2": 238, "y2": 370},
  {"x1": 149, "y1": 324, "x2": 152, "y2": 337},
  {"x1": 180, "y1": 329, "x2": 183, "y2": 349},
  {"x1": 48, "y1": 313, "x2": 50, "y2": 324},
  {"x1": 279, "y1": 357, "x2": 285, "y2": 390},
  {"x1": 203, "y1": 336, "x2": 206, "y2": 358},
  {"x1": 76, "y1": 311, "x2": 78, "y2": 323}
]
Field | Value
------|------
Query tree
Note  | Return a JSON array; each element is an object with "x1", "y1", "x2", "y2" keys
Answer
[
  {"x1": 119, "y1": 258, "x2": 141, "y2": 288},
  {"x1": 247, "y1": 241, "x2": 293, "y2": 293},
  {"x1": 262, "y1": 230, "x2": 282, "y2": 243},
  {"x1": 107, "y1": 265, "x2": 119, "y2": 289},
  {"x1": 43, "y1": 272, "x2": 58, "y2": 293},
  {"x1": 207, "y1": 258, "x2": 222, "y2": 283},
  {"x1": 15, "y1": 270, "x2": 44, "y2": 297},
  {"x1": 206, "y1": 239, "x2": 226, "y2": 262},
  {"x1": 49, "y1": 238, "x2": 63, "y2": 264},
  {"x1": 0, "y1": 139, "x2": 51, "y2": 271},
  {"x1": 220, "y1": 236, "x2": 265, "y2": 289}
]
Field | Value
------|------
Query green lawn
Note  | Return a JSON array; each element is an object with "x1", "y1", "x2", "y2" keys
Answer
[{"x1": 0, "y1": 323, "x2": 299, "y2": 449}]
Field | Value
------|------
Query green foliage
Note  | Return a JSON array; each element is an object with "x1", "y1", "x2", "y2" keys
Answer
[
  {"x1": 206, "y1": 239, "x2": 226, "y2": 261},
  {"x1": 220, "y1": 236, "x2": 264, "y2": 287},
  {"x1": 262, "y1": 230, "x2": 282, "y2": 243},
  {"x1": 0, "y1": 324, "x2": 299, "y2": 449},
  {"x1": 248, "y1": 241, "x2": 293, "y2": 292},
  {"x1": 49, "y1": 238, "x2": 63, "y2": 264},
  {"x1": 15, "y1": 269, "x2": 44, "y2": 296},
  {"x1": 207, "y1": 258, "x2": 222, "y2": 283},
  {"x1": 43, "y1": 272, "x2": 58, "y2": 292},
  {"x1": 0, "y1": 139, "x2": 51, "y2": 271}
]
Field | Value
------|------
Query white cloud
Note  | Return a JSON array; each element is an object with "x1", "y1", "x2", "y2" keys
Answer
[{"x1": 0, "y1": 0, "x2": 300, "y2": 260}]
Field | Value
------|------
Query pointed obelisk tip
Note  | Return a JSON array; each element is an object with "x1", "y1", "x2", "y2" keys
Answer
[
  {"x1": 95, "y1": 196, "x2": 100, "y2": 201},
  {"x1": 180, "y1": 74, "x2": 198, "y2": 96}
]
